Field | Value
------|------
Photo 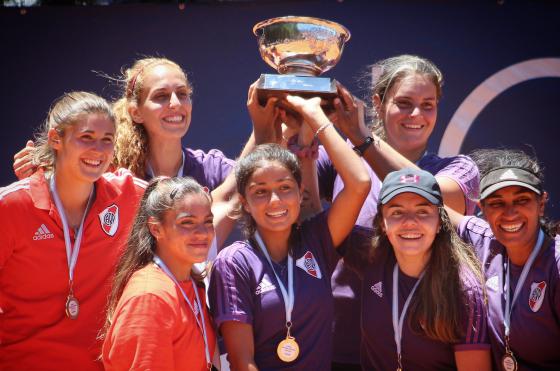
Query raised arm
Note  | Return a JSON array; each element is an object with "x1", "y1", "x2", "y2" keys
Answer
[
  {"x1": 210, "y1": 82, "x2": 284, "y2": 247},
  {"x1": 282, "y1": 95, "x2": 370, "y2": 247}
]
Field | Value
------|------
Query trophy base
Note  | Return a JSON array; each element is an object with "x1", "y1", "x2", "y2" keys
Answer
[{"x1": 256, "y1": 74, "x2": 338, "y2": 112}]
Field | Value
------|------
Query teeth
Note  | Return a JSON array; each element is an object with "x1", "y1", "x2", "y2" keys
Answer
[
  {"x1": 163, "y1": 115, "x2": 183, "y2": 123},
  {"x1": 403, "y1": 124, "x2": 422, "y2": 129},
  {"x1": 267, "y1": 210, "x2": 287, "y2": 217},
  {"x1": 82, "y1": 159, "x2": 101, "y2": 166},
  {"x1": 400, "y1": 233, "x2": 422, "y2": 239},
  {"x1": 501, "y1": 223, "x2": 523, "y2": 232}
]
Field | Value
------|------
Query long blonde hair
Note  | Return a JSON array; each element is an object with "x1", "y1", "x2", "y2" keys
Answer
[
  {"x1": 112, "y1": 57, "x2": 191, "y2": 178},
  {"x1": 32, "y1": 91, "x2": 115, "y2": 172}
]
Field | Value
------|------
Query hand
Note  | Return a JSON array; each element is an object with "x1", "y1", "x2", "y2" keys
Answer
[
  {"x1": 13, "y1": 140, "x2": 36, "y2": 179},
  {"x1": 282, "y1": 95, "x2": 328, "y2": 132},
  {"x1": 247, "y1": 82, "x2": 282, "y2": 144},
  {"x1": 331, "y1": 83, "x2": 369, "y2": 144}
]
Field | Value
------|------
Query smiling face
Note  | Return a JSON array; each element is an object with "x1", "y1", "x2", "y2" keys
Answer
[
  {"x1": 152, "y1": 193, "x2": 215, "y2": 275},
  {"x1": 381, "y1": 192, "x2": 440, "y2": 267},
  {"x1": 242, "y1": 160, "x2": 302, "y2": 238},
  {"x1": 480, "y1": 185, "x2": 545, "y2": 254},
  {"x1": 130, "y1": 63, "x2": 192, "y2": 141},
  {"x1": 50, "y1": 113, "x2": 115, "y2": 184},
  {"x1": 374, "y1": 73, "x2": 438, "y2": 159}
]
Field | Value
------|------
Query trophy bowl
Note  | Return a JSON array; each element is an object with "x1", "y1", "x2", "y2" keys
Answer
[{"x1": 253, "y1": 16, "x2": 351, "y2": 76}]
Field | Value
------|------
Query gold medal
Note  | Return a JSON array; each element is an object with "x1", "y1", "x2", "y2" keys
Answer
[
  {"x1": 65, "y1": 295, "x2": 79, "y2": 320},
  {"x1": 501, "y1": 351, "x2": 517, "y2": 371},
  {"x1": 277, "y1": 336, "x2": 299, "y2": 363}
]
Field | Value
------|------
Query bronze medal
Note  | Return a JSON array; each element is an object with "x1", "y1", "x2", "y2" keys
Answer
[
  {"x1": 65, "y1": 295, "x2": 79, "y2": 320},
  {"x1": 277, "y1": 336, "x2": 299, "y2": 363},
  {"x1": 501, "y1": 351, "x2": 517, "y2": 371}
]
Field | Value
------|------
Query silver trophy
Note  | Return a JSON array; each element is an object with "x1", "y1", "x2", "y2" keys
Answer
[{"x1": 253, "y1": 16, "x2": 351, "y2": 109}]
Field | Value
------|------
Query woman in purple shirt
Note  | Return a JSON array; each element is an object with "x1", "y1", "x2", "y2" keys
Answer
[
  {"x1": 209, "y1": 95, "x2": 371, "y2": 370},
  {"x1": 451, "y1": 149, "x2": 560, "y2": 370},
  {"x1": 319, "y1": 55, "x2": 480, "y2": 369},
  {"x1": 346, "y1": 168, "x2": 491, "y2": 370}
]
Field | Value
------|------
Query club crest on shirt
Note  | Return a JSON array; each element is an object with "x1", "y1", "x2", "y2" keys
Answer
[
  {"x1": 528, "y1": 281, "x2": 546, "y2": 312},
  {"x1": 99, "y1": 204, "x2": 119, "y2": 237},
  {"x1": 486, "y1": 275, "x2": 499, "y2": 292},
  {"x1": 296, "y1": 251, "x2": 322, "y2": 279}
]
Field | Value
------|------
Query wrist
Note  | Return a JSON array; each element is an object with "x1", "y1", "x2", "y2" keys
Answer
[
  {"x1": 352, "y1": 136, "x2": 378, "y2": 156},
  {"x1": 287, "y1": 135, "x2": 319, "y2": 160}
]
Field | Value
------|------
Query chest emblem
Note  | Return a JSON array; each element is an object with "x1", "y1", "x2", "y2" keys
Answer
[
  {"x1": 99, "y1": 204, "x2": 119, "y2": 237},
  {"x1": 296, "y1": 251, "x2": 322, "y2": 279},
  {"x1": 528, "y1": 281, "x2": 546, "y2": 312}
]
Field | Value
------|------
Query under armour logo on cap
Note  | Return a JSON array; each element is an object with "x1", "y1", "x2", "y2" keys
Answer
[{"x1": 399, "y1": 174, "x2": 420, "y2": 184}]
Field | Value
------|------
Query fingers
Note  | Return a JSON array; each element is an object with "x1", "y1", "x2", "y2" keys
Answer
[
  {"x1": 247, "y1": 83, "x2": 257, "y2": 106},
  {"x1": 337, "y1": 84, "x2": 356, "y2": 110},
  {"x1": 14, "y1": 161, "x2": 35, "y2": 180},
  {"x1": 13, "y1": 140, "x2": 34, "y2": 160}
]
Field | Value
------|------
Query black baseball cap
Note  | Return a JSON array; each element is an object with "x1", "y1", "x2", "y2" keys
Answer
[
  {"x1": 480, "y1": 166, "x2": 542, "y2": 200},
  {"x1": 380, "y1": 168, "x2": 442, "y2": 205}
]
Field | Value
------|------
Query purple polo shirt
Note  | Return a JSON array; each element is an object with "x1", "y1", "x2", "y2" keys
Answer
[
  {"x1": 317, "y1": 146, "x2": 481, "y2": 364},
  {"x1": 459, "y1": 216, "x2": 560, "y2": 370},
  {"x1": 145, "y1": 147, "x2": 234, "y2": 190},
  {"x1": 342, "y1": 228, "x2": 489, "y2": 370},
  {"x1": 208, "y1": 211, "x2": 339, "y2": 370}
]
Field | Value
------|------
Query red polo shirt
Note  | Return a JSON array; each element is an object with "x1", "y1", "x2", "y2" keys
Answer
[{"x1": 0, "y1": 169, "x2": 146, "y2": 371}]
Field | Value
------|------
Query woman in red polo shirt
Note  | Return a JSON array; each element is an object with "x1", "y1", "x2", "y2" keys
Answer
[{"x1": 0, "y1": 91, "x2": 146, "y2": 370}]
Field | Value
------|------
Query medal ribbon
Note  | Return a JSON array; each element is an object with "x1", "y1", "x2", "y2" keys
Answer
[
  {"x1": 254, "y1": 232, "x2": 294, "y2": 327},
  {"x1": 50, "y1": 176, "x2": 94, "y2": 287},
  {"x1": 153, "y1": 256, "x2": 211, "y2": 368},
  {"x1": 392, "y1": 263, "x2": 426, "y2": 370},
  {"x1": 146, "y1": 149, "x2": 185, "y2": 178},
  {"x1": 503, "y1": 229, "x2": 544, "y2": 337}
]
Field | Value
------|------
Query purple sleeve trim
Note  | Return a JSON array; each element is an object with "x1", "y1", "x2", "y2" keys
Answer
[
  {"x1": 433, "y1": 155, "x2": 480, "y2": 215},
  {"x1": 214, "y1": 314, "x2": 252, "y2": 328},
  {"x1": 453, "y1": 343, "x2": 491, "y2": 352}
]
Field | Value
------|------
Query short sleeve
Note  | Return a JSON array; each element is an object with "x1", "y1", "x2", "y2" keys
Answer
[
  {"x1": 454, "y1": 274, "x2": 490, "y2": 352},
  {"x1": 103, "y1": 294, "x2": 176, "y2": 370},
  {"x1": 208, "y1": 247, "x2": 255, "y2": 327},
  {"x1": 184, "y1": 148, "x2": 235, "y2": 191},
  {"x1": 431, "y1": 155, "x2": 480, "y2": 215},
  {"x1": 316, "y1": 145, "x2": 336, "y2": 202}
]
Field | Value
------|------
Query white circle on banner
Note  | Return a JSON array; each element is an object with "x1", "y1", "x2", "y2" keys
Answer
[{"x1": 438, "y1": 58, "x2": 560, "y2": 156}]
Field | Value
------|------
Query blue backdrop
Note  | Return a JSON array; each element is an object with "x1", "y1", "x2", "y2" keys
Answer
[{"x1": 1, "y1": 0, "x2": 559, "y2": 215}]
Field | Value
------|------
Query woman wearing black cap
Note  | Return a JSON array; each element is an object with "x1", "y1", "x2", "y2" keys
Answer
[
  {"x1": 346, "y1": 168, "x2": 491, "y2": 371},
  {"x1": 449, "y1": 149, "x2": 560, "y2": 370}
]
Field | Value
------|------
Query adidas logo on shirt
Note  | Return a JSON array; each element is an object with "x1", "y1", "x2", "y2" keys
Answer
[
  {"x1": 370, "y1": 281, "x2": 383, "y2": 298},
  {"x1": 255, "y1": 276, "x2": 276, "y2": 296},
  {"x1": 33, "y1": 224, "x2": 54, "y2": 241}
]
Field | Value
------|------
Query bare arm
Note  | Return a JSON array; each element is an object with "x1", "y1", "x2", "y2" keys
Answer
[
  {"x1": 221, "y1": 321, "x2": 259, "y2": 371},
  {"x1": 454, "y1": 349, "x2": 491, "y2": 371},
  {"x1": 210, "y1": 82, "x2": 284, "y2": 246},
  {"x1": 333, "y1": 85, "x2": 468, "y2": 215},
  {"x1": 283, "y1": 95, "x2": 371, "y2": 247}
]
